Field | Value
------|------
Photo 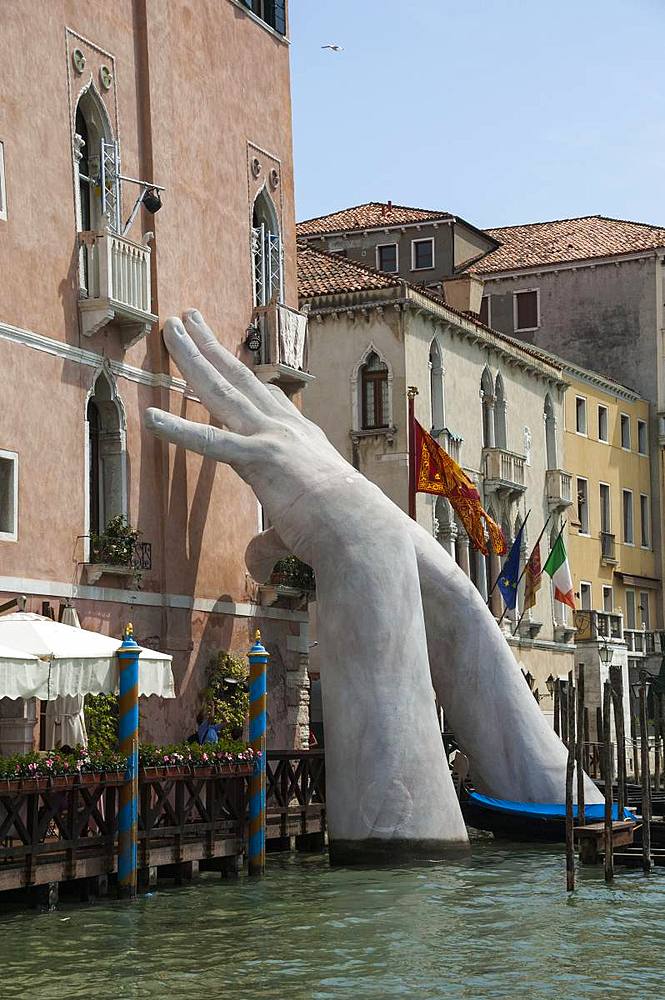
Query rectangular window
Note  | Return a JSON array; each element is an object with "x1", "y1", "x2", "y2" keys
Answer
[
  {"x1": 640, "y1": 592, "x2": 650, "y2": 629},
  {"x1": 597, "y1": 405, "x2": 608, "y2": 442},
  {"x1": 640, "y1": 494, "x2": 650, "y2": 547},
  {"x1": 0, "y1": 140, "x2": 6, "y2": 222},
  {"x1": 625, "y1": 589, "x2": 636, "y2": 629},
  {"x1": 411, "y1": 238, "x2": 434, "y2": 271},
  {"x1": 599, "y1": 483, "x2": 611, "y2": 534},
  {"x1": 479, "y1": 295, "x2": 491, "y2": 326},
  {"x1": 580, "y1": 582, "x2": 592, "y2": 611},
  {"x1": 622, "y1": 489, "x2": 634, "y2": 544},
  {"x1": 513, "y1": 289, "x2": 539, "y2": 331},
  {"x1": 575, "y1": 396, "x2": 587, "y2": 434},
  {"x1": 0, "y1": 451, "x2": 18, "y2": 541},
  {"x1": 620, "y1": 413, "x2": 631, "y2": 450},
  {"x1": 376, "y1": 243, "x2": 398, "y2": 273},
  {"x1": 577, "y1": 477, "x2": 589, "y2": 534},
  {"x1": 602, "y1": 585, "x2": 613, "y2": 612},
  {"x1": 242, "y1": 0, "x2": 286, "y2": 34},
  {"x1": 638, "y1": 419, "x2": 648, "y2": 455}
]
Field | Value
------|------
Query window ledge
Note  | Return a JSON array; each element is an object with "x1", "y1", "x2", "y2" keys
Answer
[
  {"x1": 351, "y1": 425, "x2": 397, "y2": 443},
  {"x1": 83, "y1": 563, "x2": 136, "y2": 585},
  {"x1": 227, "y1": 0, "x2": 289, "y2": 44}
]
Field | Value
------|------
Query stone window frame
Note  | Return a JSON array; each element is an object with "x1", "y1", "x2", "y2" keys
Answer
[
  {"x1": 350, "y1": 344, "x2": 394, "y2": 434},
  {"x1": 622, "y1": 487, "x2": 634, "y2": 546},
  {"x1": 376, "y1": 242, "x2": 399, "y2": 274},
  {"x1": 0, "y1": 449, "x2": 18, "y2": 543},
  {"x1": 637, "y1": 418, "x2": 648, "y2": 455},
  {"x1": 597, "y1": 403, "x2": 609, "y2": 443},
  {"x1": 620, "y1": 412, "x2": 631, "y2": 451},
  {"x1": 640, "y1": 493, "x2": 650, "y2": 549},
  {"x1": 513, "y1": 288, "x2": 540, "y2": 332},
  {"x1": 410, "y1": 237, "x2": 435, "y2": 272}
]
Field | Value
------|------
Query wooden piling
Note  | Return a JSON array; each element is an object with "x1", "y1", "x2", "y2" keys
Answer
[
  {"x1": 597, "y1": 707, "x2": 605, "y2": 782},
  {"x1": 565, "y1": 671, "x2": 576, "y2": 892},
  {"x1": 631, "y1": 698, "x2": 640, "y2": 784},
  {"x1": 603, "y1": 680, "x2": 613, "y2": 883},
  {"x1": 655, "y1": 693, "x2": 662, "y2": 793},
  {"x1": 639, "y1": 680, "x2": 652, "y2": 873},
  {"x1": 583, "y1": 707, "x2": 590, "y2": 774},
  {"x1": 610, "y1": 664, "x2": 626, "y2": 822},
  {"x1": 576, "y1": 665, "x2": 585, "y2": 828},
  {"x1": 553, "y1": 679, "x2": 561, "y2": 738}
]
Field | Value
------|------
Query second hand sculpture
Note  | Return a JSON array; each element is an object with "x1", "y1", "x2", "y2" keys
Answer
[{"x1": 145, "y1": 309, "x2": 603, "y2": 864}]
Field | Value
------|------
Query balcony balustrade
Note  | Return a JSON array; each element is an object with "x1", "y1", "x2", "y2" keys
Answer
[
  {"x1": 574, "y1": 609, "x2": 624, "y2": 642},
  {"x1": 545, "y1": 468, "x2": 573, "y2": 512},
  {"x1": 252, "y1": 301, "x2": 314, "y2": 392},
  {"x1": 483, "y1": 448, "x2": 526, "y2": 496},
  {"x1": 78, "y1": 229, "x2": 157, "y2": 346}
]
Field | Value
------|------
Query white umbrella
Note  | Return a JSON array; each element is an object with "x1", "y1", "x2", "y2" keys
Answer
[
  {"x1": 46, "y1": 606, "x2": 87, "y2": 749},
  {"x1": 0, "y1": 613, "x2": 175, "y2": 701},
  {"x1": 0, "y1": 641, "x2": 48, "y2": 700}
]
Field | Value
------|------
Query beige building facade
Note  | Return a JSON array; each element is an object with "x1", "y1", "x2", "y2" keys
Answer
[
  {"x1": 0, "y1": 0, "x2": 311, "y2": 753},
  {"x1": 298, "y1": 246, "x2": 578, "y2": 723}
]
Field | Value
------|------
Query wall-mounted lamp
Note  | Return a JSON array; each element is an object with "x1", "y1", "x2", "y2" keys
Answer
[{"x1": 245, "y1": 324, "x2": 261, "y2": 353}]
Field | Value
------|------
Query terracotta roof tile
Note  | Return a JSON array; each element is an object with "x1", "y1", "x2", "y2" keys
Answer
[
  {"x1": 297, "y1": 244, "x2": 401, "y2": 297},
  {"x1": 471, "y1": 215, "x2": 665, "y2": 274},
  {"x1": 297, "y1": 201, "x2": 452, "y2": 237},
  {"x1": 297, "y1": 245, "x2": 563, "y2": 375}
]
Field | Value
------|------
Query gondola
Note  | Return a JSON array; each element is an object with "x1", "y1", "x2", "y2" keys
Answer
[{"x1": 462, "y1": 789, "x2": 638, "y2": 842}]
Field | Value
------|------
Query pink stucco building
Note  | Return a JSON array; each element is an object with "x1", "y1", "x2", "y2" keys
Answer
[{"x1": 0, "y1": 0, "x2": 311, "y2": 753}]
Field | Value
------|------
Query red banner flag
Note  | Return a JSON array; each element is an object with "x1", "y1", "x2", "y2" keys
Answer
[
  {"x1": 413, "y1": 421, "x2": 506, "y2": 556},
  {"x1": 523, "y1": 540, "x2": 542, "y2": 611}
]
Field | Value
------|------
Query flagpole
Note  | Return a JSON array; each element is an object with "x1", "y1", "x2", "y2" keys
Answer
[
  {"x1": 407, "y1": 387, "x2": 418, "y2": 521},
  {"x1": 510, "y1": 513, "x2": 558, "y2": 635},
  {"x1": 487, "y1": 509, "x2": 531, "y2": 606}
]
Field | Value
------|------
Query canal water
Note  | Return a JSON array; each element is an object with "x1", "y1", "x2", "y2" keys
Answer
[{"x1": 2, "y1": 841, "x2": 665, "y2": 999}]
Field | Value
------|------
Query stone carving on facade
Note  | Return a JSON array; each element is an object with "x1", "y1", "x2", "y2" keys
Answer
[{"x1": 145, "y1": 309, "x2": 604, "y2": 863}]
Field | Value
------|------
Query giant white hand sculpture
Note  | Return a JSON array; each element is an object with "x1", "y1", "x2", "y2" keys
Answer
[{"x1": 145, "y1": 310, "x2": 601, "y2": 864}]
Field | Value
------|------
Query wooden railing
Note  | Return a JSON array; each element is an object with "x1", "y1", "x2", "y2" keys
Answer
[
  {"x1": 0, "y1": 752, "x2": 327, "y2": 894},
  {"x1": 266, "y1": 750, "x2": 326, "y2": 839}
]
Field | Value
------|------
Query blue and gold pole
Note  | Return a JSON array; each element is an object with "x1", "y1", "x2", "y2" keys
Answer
[
  {"x1": 117, "y1": 623, "x2": 140, "y2": 898},
  {"x1": 248, "y1": 629, "x2": 269, "y2": 876}
]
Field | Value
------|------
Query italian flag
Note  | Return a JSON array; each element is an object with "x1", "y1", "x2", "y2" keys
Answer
[{"x1": 543, "y1": 532, "x2": 575, "y2": 609}]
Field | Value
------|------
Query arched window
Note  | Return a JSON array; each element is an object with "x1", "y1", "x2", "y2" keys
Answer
[
  {"x1": 86, "y1": 371, "x2": 127, "y2": 539},
  {"x1": 360, "y1": 352, "x2": 389, "y2": 429},
  {"x1": 429, "y1": 339, "x2": 445, "y2": 432},
  {"x1": 74, "y1": 84, "x2": 117, "y2": 235},
  {"x1": 252, "y1": 189, "x2": 282, "y2": 307},
  {"x1": 494, "y1": 372, "x2": 507, "y2": 449},
  {"x1": 481, "y1": 367, "x2": 494, "y2": 448},
  {"x1": 544, "y1": 393, "x2": 557, "y2": 469}
]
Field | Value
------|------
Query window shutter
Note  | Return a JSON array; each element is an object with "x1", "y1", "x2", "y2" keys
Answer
[
  {"x1": 100, "y1": 138, "x2": 121, "y2": 234},
  {"x1": 271, "y1": 0, "x2": 286, "y2": 34}
]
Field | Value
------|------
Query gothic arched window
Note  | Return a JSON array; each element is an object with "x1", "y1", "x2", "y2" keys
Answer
[
  {"x1": 252, "y1": 189, "x2": 282, "y2": 307},
  {"x1": 361, "y1": 352, "x2": 389, "y2": 429}
]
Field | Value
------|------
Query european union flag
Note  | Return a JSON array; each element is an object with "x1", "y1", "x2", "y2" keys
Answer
[{"x1": 497, "y1": 522, "x2": 526, "y2": 610}]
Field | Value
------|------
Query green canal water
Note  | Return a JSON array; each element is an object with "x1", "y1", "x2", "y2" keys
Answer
[{"x1": 2, "y1": 843, "x2": 665, "y2": 1000}]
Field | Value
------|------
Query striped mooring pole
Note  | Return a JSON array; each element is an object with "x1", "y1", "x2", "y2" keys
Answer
[
  {"x1": 248, "y1": 629, "x2": 269, "y2": 876},
  {"x1": 117, "y1": 623, "x2": 140, "y2": 898}
]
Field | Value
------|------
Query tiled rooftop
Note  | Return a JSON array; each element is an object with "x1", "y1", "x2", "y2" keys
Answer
[
  {"x1": 297, "y1": 201, "x2": 452, "y2": 237},
  {"x1": 472, "y1": 215, "x2": 665, "y2": 274},
  {"x1": 297, "y1": 244, "x2": 402, "y2": 298}
]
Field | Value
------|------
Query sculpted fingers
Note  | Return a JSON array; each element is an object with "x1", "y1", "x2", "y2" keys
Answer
[
  {"x1": 144, "y1": 408, "x2": 252, "y2": 466},
  {"x1": 163, "y1": 318, "x2": 267, "y2": 434},
  {"x1": 245, "y1": 527, "x2": 291, "y2": 583},
  {"x1": 183, "y1": 309, "x2": 288, "y2": 419}
]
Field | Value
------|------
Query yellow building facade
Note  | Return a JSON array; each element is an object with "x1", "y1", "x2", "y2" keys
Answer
[{"x1": 564, "y1": 364, "x2": 660, "y2": 703}]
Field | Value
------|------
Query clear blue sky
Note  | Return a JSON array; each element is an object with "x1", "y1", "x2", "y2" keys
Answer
[{"x1": 289, "y1": 0, "x2": 664, "y2": 229}]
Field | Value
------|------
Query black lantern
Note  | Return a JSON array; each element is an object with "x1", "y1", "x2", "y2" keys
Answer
[
  {"x1": 142, "y1": 188, "x2": 162, "y2": 214},
  {"x1": 545, "y1": 673, "x2": 556, "y2": 697},
  {"x1": 245, "y1": 325, "x2": 261, "y2": 353}
]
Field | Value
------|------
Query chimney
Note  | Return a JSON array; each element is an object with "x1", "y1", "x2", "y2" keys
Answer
[
  {"x1": 387, "y1": 200, "x2": 392, "y2": 213},
  {"x1": 441, "y1": 274, "x2": 485, "y2": 315}
]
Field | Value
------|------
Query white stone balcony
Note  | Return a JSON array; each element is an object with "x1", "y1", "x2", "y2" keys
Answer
[
  {"x1": 545, "y1": 468, "x2": 573, "y2": 511},
  {"x1": 624, "y1": 628, "x2": 658, "y2": 657},
  {"x1": 573, "y1": 609, "x2": 624, "y2": 642},
  {"x1": 483, "y1": 448, "x2": 526, "y2": 496},
  {"x1": 252, "y1": 301, "x2": 315, "y2": 392},
  {"x1": 78, "y1": 229, "x2": 158, "y2": 347}
]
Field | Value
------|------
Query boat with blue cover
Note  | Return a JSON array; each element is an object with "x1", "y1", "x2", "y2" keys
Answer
[{"x1": 462, "y1": 790, "x2": 638, "y2": 842}]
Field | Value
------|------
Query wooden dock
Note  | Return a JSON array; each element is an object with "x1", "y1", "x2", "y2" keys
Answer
[{"x1": 0, "y1": 750, "x2": 326, "y2": 904}]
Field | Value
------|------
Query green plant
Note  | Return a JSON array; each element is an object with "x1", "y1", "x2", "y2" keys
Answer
[
  {"x1": 84, "y1": 693, "x2": 119, "y2": 752},
  {"x1": 271, "y1": 556, "x2": 315, "y2": 592},
  {"x1": 90, "y1": 514, "x2": 140, "y2": 567},
  {"x1": 203, "y1": 651, "x2": 249, "y2": 738}
]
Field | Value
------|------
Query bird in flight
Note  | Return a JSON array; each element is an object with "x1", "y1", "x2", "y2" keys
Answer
[{"x1": 321, "y1": 43, "x2": 343, "y2": 52}]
